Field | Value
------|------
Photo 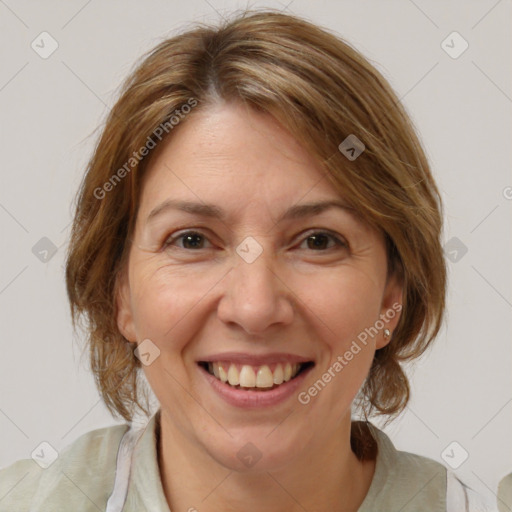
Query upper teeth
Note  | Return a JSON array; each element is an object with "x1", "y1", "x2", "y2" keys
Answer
[{"x1": 208, "y1": 362, "x2": 301, "y2": 388}]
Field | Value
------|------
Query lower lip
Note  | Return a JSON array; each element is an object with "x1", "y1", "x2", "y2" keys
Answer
[{"x1": 198, "y1": 364, "x2": 314, "y2": 409}]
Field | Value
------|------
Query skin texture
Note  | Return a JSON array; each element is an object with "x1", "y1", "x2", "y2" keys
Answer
[{"x1": 116, "y1": 100, "x2": 403, "y2": 512}]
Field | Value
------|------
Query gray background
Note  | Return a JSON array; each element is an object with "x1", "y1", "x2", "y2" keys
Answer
[{"x1": 0, "y1": 0, "x2": 510, "y2": 505}]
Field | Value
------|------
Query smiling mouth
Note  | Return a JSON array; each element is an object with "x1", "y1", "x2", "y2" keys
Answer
[{"x1": 198, "y1": 361, "x2": 315, "y2": 391}]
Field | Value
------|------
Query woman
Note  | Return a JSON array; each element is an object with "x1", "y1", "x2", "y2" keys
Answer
[{"x1": 0, "y1": 9, "x2": 499, "y2": 512}]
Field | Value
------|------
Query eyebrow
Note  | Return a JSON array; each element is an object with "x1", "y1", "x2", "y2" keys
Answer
[{"x1": 146, "y1": 199, "x2": 356, "y2": 225}]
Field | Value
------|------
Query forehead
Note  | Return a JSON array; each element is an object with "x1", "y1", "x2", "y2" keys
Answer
[{"x1": 138, "y1": 101, "x2": 344, "y2": 212}]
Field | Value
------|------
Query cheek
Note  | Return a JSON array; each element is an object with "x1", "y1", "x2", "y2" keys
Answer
[
  {"x1": 129, "y1": 267, "x2": 213, "y2": 399},
  {"x1": 299, "y1": 272, "x2": 381, "y2": 409},
  {"x1": 129, "y1": 263, "x2": 217, "y2": 344},
  {"x1": 299, "y1": 268, "x2": 383, "y2": 347}
]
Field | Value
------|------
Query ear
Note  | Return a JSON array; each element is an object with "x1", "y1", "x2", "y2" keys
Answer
[
  {"x1": 376, "y1": 271, "x2": 403, "y2": 350},
  {"x1": 115, "y1": 268, "x2": 137, "y2": 344}
]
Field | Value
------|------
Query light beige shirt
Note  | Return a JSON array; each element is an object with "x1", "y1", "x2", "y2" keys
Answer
[
  {"x1": 498, "y1": 473, "x2": 512, "y2": 512},
  {"x1": 0, "y1": 409, "x2": 498, "y2": 511}
]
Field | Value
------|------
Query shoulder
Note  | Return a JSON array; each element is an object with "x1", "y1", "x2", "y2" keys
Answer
[
  {"x1": 358, "y1": 423, "x2": 498, "y2": 512},
  {"x1": 371, "y1": 426, "x2": 447, "y2": 511},
  {"x1": 0, "y1": 422, "x2": 129, "y2": 511},
  {"x1": 498, "y1": 472, "x2": 512, "y2": 512}
]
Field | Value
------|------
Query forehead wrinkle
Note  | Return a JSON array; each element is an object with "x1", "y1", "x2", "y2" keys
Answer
[{"x1": 145, "y1": 198, "x2": 359, "y2": 228}]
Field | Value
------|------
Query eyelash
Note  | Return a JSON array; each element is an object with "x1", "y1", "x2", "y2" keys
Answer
[{"x1": 162, "y1": 229, "x2": 349, "y2": 253}]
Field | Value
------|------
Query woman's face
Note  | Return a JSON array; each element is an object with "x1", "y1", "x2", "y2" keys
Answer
[{"x1": 116, "y1": 100, "x2": 402, "y2": 471}]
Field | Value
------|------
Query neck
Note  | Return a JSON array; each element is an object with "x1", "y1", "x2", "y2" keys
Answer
[{"x1": 156, "y1": 411, "x2": 376, "y2": 512}]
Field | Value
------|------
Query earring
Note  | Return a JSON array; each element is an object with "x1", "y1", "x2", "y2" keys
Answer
[{"x1": 383, "y1": 328, "x2": 391, "y2": 340}]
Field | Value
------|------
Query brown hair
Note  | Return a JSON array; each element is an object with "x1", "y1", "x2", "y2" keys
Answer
[{"x1": 65, "y1": 8, "x2": 446, "y2": 460}]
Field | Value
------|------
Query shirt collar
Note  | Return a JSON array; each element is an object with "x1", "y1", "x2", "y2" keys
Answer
[
  {"x1": 129, "y1": 409, "x2": 171, "y2": 511},
  {"x1": 357, "y1": 422, "x2": 397, "y2": 511}
]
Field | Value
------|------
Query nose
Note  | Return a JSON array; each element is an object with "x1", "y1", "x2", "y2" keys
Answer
[{"x1": 217, "y1": 247, "x2": 294, "y2": 335}]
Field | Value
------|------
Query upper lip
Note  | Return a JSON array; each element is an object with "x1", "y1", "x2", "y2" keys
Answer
[{"x1": 197, "y1": 352, "x2": 314, "y2": 366}]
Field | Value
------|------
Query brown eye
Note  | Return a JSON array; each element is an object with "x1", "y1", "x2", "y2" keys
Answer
[
  {"x1": 164, "y1": 231, "x2": 212, "y2": 250},
  {"x1": 306, "y1": 233, "x2": 330, "y2": 250},
  {"x1": 299, "y1": 231, "x2": 348, "y2": 251}
]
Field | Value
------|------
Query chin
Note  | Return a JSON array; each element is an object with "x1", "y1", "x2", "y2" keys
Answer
[{"x1": 201, "y1": 426, "x2": 308, "y2": 474}]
